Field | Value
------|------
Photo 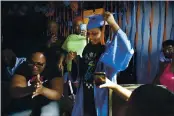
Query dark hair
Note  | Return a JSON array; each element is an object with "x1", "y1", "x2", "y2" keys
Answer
[
  {"x1": 27, "y1": 48, "x2": 46, "y2": 60},
  {"x1": 127, "y1": 84, "x2": 174, "y2": 116},
  {"x1": 2, "y1": 48, "x2": 16, "y2": 61},
  {"x1": 48, "y1": 20, "x2": 57, "y2": 28},
  {"x1": 86, "y1": 26, "x2": 103, "y2": 44},
  {"x1": 162, "y1": 40, "x2": 174, "y2": 48},
  {"x1": 72, "y1": 16, "x2": 83, "y2": 26},
  {"x1": 2, "y1": 49, "x2": 16, "y2": 67}
]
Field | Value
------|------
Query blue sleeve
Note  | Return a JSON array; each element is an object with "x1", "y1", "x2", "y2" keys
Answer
[
  {"x1": 114, "y1": 29, "x2": 134, "y2": 71},
  {"x1": 100, "y1": 29, "x2": 134, "y2": 72}
]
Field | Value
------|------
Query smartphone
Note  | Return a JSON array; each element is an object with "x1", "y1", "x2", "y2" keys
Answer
[
  {"x1": 93, "y1": 72, "x2": 106, "y2": 86},
  {"x1": 80, "y1": 24, "x2": 87, "y2": 31}
]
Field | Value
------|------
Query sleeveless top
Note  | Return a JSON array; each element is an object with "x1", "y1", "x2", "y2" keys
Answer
[{"x1": 160, "y1": 64, "x2": 174, "y2": 92}]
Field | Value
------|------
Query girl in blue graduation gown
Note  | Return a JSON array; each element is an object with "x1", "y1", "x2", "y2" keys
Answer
[{"x1": 69, "y1": 12, "x2": 134, "y2": 116}]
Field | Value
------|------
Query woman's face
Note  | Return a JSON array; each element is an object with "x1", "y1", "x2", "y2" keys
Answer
[
  {"x1": 163, "y1": 45, "x2": 174, "y2": 58},
  {"x1": 87, "y1": 28, "x2": 101, "y2": 45}
]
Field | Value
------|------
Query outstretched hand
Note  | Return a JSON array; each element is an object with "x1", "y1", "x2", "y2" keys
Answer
[{"x1": 99, "y1": 77, "x2": 117, "y2": 89}]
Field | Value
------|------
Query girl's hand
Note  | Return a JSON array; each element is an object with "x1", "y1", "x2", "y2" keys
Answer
[{"x1": 103, "y1": 12, "x2": 116, "y2": 26}]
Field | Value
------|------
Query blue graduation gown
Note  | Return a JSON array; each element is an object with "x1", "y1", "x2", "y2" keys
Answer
[{"x1": 72, "y1": 29, "x2": 134, "y2": 116}]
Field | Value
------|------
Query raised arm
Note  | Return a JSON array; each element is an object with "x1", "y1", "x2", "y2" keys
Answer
[
  {"x1": 101, "y1": 12, "x2": 134, "y2": 72},
  {"x1": 104, "y1": 12, "x2": 120, "y2": 33},
  {"x1": 10, "y1": 74, "x2": 35, "y2": 98},
  {"x1": 104, "y1": 12, "x2": 133, "y2": 52}
]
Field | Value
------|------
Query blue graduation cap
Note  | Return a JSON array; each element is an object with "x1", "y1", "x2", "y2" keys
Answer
[
  {"x1": 87, "y1": 14, "x2": 107, "y2": 30},
  {"x1": 86, "y1": 13, "x2": 115, "y2": 45},
  {"x1": 86, "y1": 14, "x2": 107, "y2": 45}
]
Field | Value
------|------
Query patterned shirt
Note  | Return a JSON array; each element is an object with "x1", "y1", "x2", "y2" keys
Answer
[{"x1": 6, "y1": 57, "x2": 26, "y2": 79}]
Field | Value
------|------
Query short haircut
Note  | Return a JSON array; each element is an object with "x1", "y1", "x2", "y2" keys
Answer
[
  {"x1": 48, "y1": 20, "x2": 58, "y2": 28},
  {"x1": 72, "y1": 16, "x2": 83, "y2": 26},
  {"x1": 27, "y1": 48, "x2": 46, "y2": 60},
  {"x1": 127, "y1": 84, "x2": 174, "y2": 116},
  {"x1": 162, "y1": 40, "x2": 174, "y2": 48}
]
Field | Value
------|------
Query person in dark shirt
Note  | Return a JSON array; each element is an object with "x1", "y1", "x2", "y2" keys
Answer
[
  {"x1": 8, "y1": 51, "x2": 63, "y2": 116},
  {"x1": 44, "y1": 20, "x2": 65, "y2": 75}
]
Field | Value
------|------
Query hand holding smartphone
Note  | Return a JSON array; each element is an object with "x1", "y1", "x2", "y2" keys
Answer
[{"x1": 93, "y1": 72, "x2": 106, "y2": 86}]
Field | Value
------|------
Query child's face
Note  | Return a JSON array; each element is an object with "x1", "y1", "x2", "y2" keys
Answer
[{"x1": 87, "y1": 28, "x2": 101, "y2": 45}]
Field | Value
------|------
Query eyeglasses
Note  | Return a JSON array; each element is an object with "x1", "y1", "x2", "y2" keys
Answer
[
  {"x1": 87, "y1": 32, "x2": 99, "y2": 36},
  {"x1": 27, "y1": 61, "x2": 45, "y2": 68}
]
